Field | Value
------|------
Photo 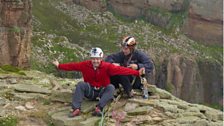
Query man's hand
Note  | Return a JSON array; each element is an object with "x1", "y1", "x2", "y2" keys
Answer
[
  {"x1": 139, "y1": 68, "x2": 145, "y2": 76},
  {"x1": 112, "y1": 63, "x2": 120, "y2": 66},
  {"x1": 52, "y1": 60, "x2": 59, "y2": 68},
  {"x1": 128, "y1": 64, "x2": 138, "y2": 70}
]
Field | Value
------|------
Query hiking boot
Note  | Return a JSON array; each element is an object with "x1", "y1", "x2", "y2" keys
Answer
[
  {"x1": 68, "y1": 109, "x2": 80, "y2": 117},
  {"x1": 92, "y1": 106, "x2": 102, "y2": 117}
]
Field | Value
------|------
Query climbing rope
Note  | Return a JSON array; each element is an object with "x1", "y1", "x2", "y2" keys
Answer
[
  {"x1": 99, "y1": 109, "x2": 105, "y2": 126},
  {"x1": 98, "y1": 94, "x2": 121, "y2": 126}
]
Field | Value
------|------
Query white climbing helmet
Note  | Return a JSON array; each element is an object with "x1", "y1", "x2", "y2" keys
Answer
[{"x1": 90, "y1": 47, "x2": 104, "y2": 58}]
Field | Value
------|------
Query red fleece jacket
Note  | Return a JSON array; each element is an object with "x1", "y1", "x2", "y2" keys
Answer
[{"x1": 58, "y1": 60, "x2": 139, "y2": 87}]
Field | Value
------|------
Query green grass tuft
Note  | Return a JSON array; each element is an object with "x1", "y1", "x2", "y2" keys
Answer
[
  {"x1": 0, "y1": 65, "x2": 20, "y2": 73},
  {"x1": 0, "y1": 115, "x2": 18, "y2": 126},
  {"x1": 0, "y1": 65, "x2": 26, "y2": 76},
  {"x1": 165, "y1": 83, "x2": 175, "y2": 93}
]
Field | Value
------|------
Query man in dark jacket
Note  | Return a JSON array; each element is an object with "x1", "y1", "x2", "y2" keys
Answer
[
  {"x1": 105, "y1": 36, "x2": 153, "y2": 98},
  {"x1": 52, "y1": 47, "x2": 145, "y2": 117}
]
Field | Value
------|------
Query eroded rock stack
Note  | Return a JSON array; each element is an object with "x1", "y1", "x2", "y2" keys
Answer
[{"x1": 0, "y1": 0, "x2": 32, "y2": 67}]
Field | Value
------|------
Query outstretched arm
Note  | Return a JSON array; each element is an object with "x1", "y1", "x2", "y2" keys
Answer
[{"x1": 52, "y1": 60, "x2": 83, "y2": 71}]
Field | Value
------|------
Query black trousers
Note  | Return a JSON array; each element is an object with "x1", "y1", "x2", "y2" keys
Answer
[
  {"x1": 110, "y1": 75, "x2": 142, "y2": 95},
  {"x1": 72, "y1": 81, "x2": 115, "y2": 110}
]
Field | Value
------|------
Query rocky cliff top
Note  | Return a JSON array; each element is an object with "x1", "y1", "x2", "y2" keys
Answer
[{"x1": 0, "y1": 69, "x2": 222, "y2": 126}]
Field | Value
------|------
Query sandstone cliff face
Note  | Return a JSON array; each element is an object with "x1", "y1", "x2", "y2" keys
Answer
[
  {"x1": 107, "y1": 0, "x2": 186, "y2": 17},
  {"x1": 73, "y1": 0, "x2": 223, "y2": 46},
  {"x1": 156, "y1": 55, "x2": 223, "y2": 105},
  {"x1": 0, "y1": 0, "x2": 32, "y2": 68},
  {"x1": 183, "y1": 0, "x2": 223, "y2": 45}
]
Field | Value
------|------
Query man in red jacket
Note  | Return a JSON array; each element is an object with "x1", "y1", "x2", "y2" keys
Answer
[{"x1": 52, "y1": 47, "x2": 145, "y2": 117}]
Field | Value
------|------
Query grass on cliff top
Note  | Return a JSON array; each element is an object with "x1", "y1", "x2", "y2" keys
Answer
[
  {"x1": 190, "y1": 42, "x2": 223, "y2": 63},
  {"x1": 32, "y1": 0, "x2": 81, "y2": 41},
  {"x1": 31, "y1": 34, "x2": 83, "y2": 78},
  {"x1": 32, "y1": 0, "x2": 118, "y2": 53}
]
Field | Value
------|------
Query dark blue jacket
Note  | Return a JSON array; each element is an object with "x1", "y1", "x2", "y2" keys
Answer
[{"x1": 105, "y1": 50, "x2": 153, "y2": 74}]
